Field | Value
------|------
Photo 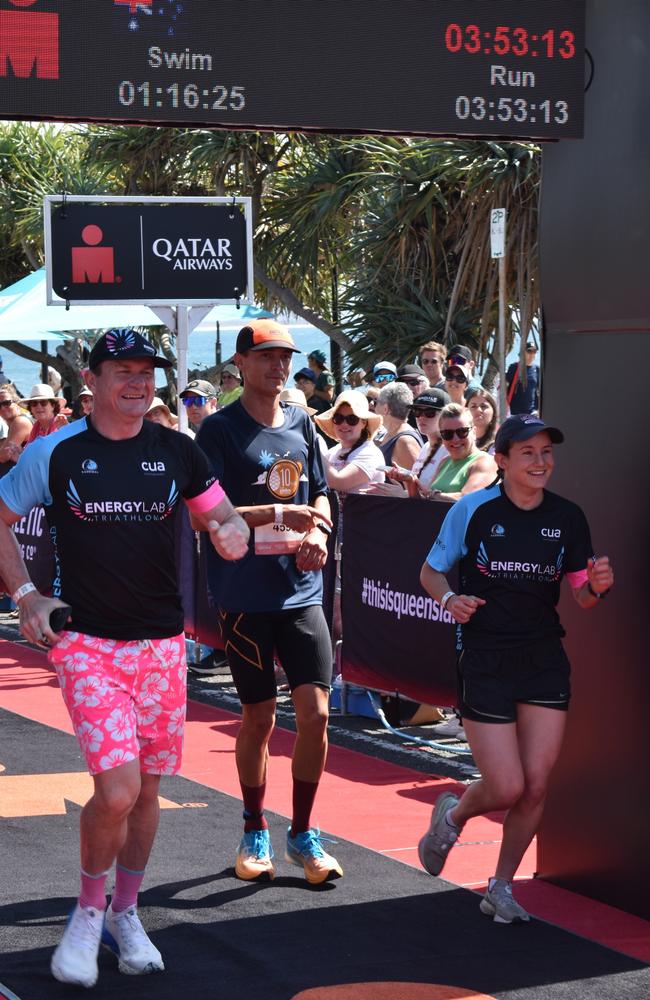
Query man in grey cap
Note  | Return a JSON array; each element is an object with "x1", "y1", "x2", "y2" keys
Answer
[{"x1": 179, "y1": 378, "x2": 219, "y2": 431}]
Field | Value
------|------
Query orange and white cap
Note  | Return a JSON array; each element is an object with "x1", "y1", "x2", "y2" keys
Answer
[{"x1": 236, "y1": 319, "x2": 299, "y2": 354}]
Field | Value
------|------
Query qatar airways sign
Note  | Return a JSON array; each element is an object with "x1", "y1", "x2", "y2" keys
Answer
[{"x1": 44, "y1": 195, "x2": 252, "y2": 304}]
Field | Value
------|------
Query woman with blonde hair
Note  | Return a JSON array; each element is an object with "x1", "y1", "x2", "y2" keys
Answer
[{"x1": 428, "y1": 403, "x2": 497, "y2": 502}]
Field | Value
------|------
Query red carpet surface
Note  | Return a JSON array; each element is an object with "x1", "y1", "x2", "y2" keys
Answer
[{"x1": 0, "y1": 636, "x2": 649, "y2": 971}]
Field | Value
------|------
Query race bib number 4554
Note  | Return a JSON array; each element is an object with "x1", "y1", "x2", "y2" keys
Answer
[{"x1": 254, "y1": 522, "x2": 305, "y2": 555}]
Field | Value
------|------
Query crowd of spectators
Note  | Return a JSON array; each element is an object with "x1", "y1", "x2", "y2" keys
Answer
[{"x1": 1, "y1": 332, "x2": 539, "y2": 722}]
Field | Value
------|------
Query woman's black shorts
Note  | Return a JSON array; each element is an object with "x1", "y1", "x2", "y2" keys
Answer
[
  {"x1": 219, "y1": 605, "x2": 332, "y2": 705},
  {"x1": 457, "y1": 638, "x2": 571, "y2": 724}
]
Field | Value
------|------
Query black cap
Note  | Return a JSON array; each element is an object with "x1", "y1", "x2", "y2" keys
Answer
[
  {"x1": 397, "y1": 364, "x2": 426, "y2": 380},
  {"x1": 88, "y1": 329, "x2": 172, "y2": 371},
  {"x1": 495, "y1": 414, "x2": 564, "y2": 453},
  {"x1": 410, "y1": 388, "x2": 450, "y2": 410},
  {"x1": 447, "y1": 344, "x2": 473, "y2": 363}
]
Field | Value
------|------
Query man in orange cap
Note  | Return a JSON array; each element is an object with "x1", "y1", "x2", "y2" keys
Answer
[{"x1": 196, "y1": 320, "x2": 343, "y2": 886}]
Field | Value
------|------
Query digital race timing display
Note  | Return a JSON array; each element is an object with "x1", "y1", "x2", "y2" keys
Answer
[{"x1": 1, "y1": 1, "x2": 585, "y2": 140}]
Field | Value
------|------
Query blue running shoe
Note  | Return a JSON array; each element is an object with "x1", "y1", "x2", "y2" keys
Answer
[
  {"x1": 285, "y1": 827, "x2": 343, "y2": 884},
  {"x1": 235, "y1": 828, "x2": 275, "y2": 881}
]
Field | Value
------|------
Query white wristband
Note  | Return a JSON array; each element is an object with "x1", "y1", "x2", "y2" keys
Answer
[
  {"x1": 440, "y1": 590, "x2": 456, "y2": 611},
  {"x1": 12, "y1": 581, "x2": 37, "y2": 604},
  {"x1": 274, "y1": 504, "x2": 283, "y2": 526}
]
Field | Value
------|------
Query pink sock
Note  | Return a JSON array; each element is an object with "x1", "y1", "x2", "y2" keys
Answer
[
  {"x1": 111, "y1": 864, "x2": 145, "y2": 913},
  {"x1": 79, "y1": 868, "x2": 109, "y2": 911}
]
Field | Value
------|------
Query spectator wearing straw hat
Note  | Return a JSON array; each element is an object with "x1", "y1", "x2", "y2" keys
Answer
[
  {"x1": 145, "y1": 397, "x2": 180, "y2": 431},
  {"x1": 315, "y1": 390, "x2": 385, "y2": 495},
  {"x1": 20, "y1": 384, "x2": 68, "y2": 446},
  {"x1": 217, "y1": 363, "x2": 244, "y2": 409},
  {"x1": 75, "y1": 387, "x2": 94, "y2": 419}
]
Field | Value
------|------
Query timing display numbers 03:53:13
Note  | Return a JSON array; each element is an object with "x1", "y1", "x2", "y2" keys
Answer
[
  {"x1": 118, "y1": 82, "x2": 246, "y2": 111},
  {"x1": 444, "y1": 24, "x2": 576, "y2": 59},
  {"x1": 455, "y1": 97, "x2": 569, "y2": 125}
]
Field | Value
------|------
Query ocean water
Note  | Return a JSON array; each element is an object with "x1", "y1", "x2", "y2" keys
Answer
[
  {"x1": 1, "y1": 323, "x2": 331, "y2": 397},
  {"x1": 2, "y1": 324, "x2": 528, "y2": 398}
]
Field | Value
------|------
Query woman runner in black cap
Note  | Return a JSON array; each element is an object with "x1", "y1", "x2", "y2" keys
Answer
[{"x1": 417, "y1": 414, "x2": 614, "y2": 923}]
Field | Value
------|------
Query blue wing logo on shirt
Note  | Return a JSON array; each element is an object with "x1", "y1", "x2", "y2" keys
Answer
[
  {"x1": 555, "y1": 545, "x2": 565, "y2": 580},
  {"x1": 67, "y1": 480, "x2": 88, "y2": 521},
  {"x1": 163, "y1": 480, "x2": 179, "y2": 517},
  {"x1": 477, "y1": 541, "x2": 491, "y2": 576}
]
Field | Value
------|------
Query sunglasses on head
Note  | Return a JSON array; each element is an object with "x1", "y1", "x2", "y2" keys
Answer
[
  {"x1": 181, "y1": 396, "x2": 207, "y2": 407},
  {"x1": 332, "y1": 412, "x2": 362, "y2": 426},
  {"x1": 445, "y1": 373, "x2": 467, "y2": 384},
  {"x1": 412, "y1": 407, "x2": 440, "y2": 419},
  {"x1": 440, "y1": 426, "x2": 472, "y2": 441},
  {"x1": 447, "y1": 354, "x2": 468, "y2": 367},
  {"x1": 374, "y1": 372, "x2": 395, "y2": 383}
]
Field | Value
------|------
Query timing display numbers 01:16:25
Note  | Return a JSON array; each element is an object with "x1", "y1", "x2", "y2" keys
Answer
[
  {"x1": 118, "y1": 82, "x2": 246, "y2": 111},
  {"x1": 455, "y1": 96, "x2": 569, "y2": 125}
]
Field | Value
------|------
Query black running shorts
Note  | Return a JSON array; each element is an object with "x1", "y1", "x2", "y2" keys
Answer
[
  {"x1": 219, "y1": 605, "x2": 332, "y2": 705},
  {"x1": 457, "y1": 638, "x2": 571, "y2": 724}
]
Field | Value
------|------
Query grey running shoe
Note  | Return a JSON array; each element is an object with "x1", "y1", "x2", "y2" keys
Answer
[
  {"x1": 480, "y1": 878, "x2": 530, "y2": 924},
  {"x1": 417, "y1": 792, "x2": 460, "y2": 875}
]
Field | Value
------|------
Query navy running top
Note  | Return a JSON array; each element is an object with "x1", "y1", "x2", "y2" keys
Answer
[
  {"x1": 426, "y1": 483, "x2": 593, "y2": 649},
  {"x1": 196, "y1": 399, "x2": 327, "y2": 613},
  {"x1": 0, "y1": 418, "x2": 221, "y2": 640}
]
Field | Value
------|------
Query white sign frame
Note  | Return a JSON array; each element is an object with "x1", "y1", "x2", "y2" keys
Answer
[{"x1": 43, "y1": 194, "x2": 254, "y2": 307}]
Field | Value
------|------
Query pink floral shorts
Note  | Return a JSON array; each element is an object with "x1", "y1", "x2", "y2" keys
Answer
[{"x1": 48, "y1": 631, "x2": 187, "y2": 776}]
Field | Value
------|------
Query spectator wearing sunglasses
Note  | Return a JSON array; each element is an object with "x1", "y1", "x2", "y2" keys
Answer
[
  {"x1": 418, "y1": 340, "x2": 447, "y2": 390},
  {"x1": 446, "y1": 344, "x2": 481, "y2": 390},
  {"x1": 315, "y1": 390, "x2": 385, "y2": 495},
  {"x1": 179, "y1": 379, "x2": 219, "y2": 431},
  {"x1": 444, "y1": 360, "x2": 472, "y2": 405},
  {"x1": 397, "y1": 364, "x2": 429, "y2": 399},
  {"x1": 0, "y1": 384, "x2": 32, "y2": 470},
  {"x1": 369, "y1": 361, "x2": 398, "y2": 388},
  {"x1": 429, "y1": 403, "x2": 497, "y2": 502},
  {"x1": 364, "y1": 388, "x2": 450, "y2": 499}
]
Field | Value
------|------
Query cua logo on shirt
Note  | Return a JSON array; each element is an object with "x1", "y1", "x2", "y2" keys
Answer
[{"x1": 142, "y1": 461, "x2": 166, "y2": 473}]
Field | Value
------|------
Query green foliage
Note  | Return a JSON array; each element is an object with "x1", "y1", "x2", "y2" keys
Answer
[{"x1": 0, "y1": 122, "x2": 541, "y2": 377}]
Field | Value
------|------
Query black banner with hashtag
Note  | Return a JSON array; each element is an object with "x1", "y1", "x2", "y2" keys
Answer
[{"x1": 341, "y1": 495, "x2": 458, "y2": 705}]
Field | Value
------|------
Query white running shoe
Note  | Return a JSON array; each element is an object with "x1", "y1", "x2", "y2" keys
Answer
[
  {"x1": 102, "y1": 903, "x2": 165, "y2": 975},
  {"x1": 480, "y1": 878, "x2": 531, "y2": 924},
  {"x1": 51, "y1": 903, "x2": 104, "y2": 988}
]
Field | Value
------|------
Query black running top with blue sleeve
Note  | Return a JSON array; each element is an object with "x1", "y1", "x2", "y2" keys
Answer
[
  {"x1": 196, "y1": 399, "x2": 328, "y2": 613},
  {"x1": 426, "y1": 483, "x2": 593, "y2": 650},
  {"x1": 0, "y1": 418, "x2": 224, "y2": 640}
]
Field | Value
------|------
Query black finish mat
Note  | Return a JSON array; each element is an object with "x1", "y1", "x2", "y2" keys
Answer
[{"x1": 1, "y1": 708, "x2": 648, "y2": 1000}]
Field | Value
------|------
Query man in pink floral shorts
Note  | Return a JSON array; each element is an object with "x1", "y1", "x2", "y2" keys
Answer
[{"x1": 0, "y1": 330, "x2": 249, "y2": 989}]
